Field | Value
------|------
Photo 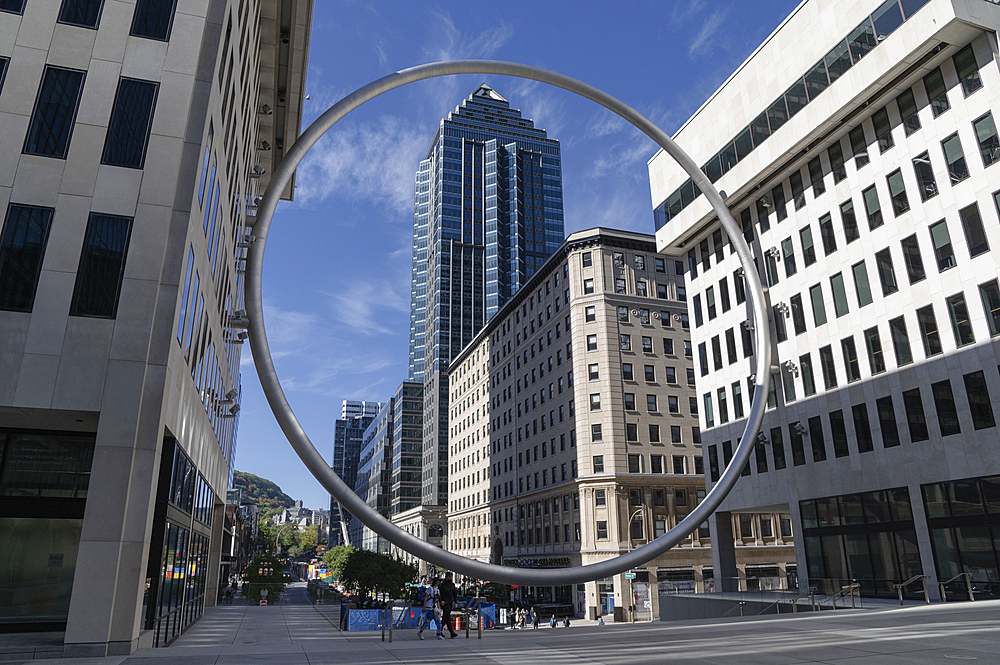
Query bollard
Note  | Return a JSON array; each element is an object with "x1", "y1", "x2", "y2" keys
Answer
[
  {"x1": 381, "y1": 606, "x2": 386, "y2": 642},
  {"x1": 465, "y1": 613, "x2": 470, "y2": 638},
  {"x1": 388, "y1": 603, "x2": 393, "y2": 643},
  {"x1": 478, "y1": 612, "x2": 482, "y2": 639}
]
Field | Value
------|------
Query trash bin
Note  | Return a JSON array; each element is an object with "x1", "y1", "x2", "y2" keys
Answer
[{"x1": 613, "y1": 606, "x2": 626, "y2": 622}]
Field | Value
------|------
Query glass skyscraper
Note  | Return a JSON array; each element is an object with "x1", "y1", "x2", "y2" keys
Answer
[{"x1": 407, "y1": 84, "x2": 564, "y2": 505}]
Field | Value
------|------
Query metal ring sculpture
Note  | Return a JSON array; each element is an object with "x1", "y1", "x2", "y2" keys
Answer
[{"x1": 246, "y1": 60, "x2": 771, "y2": 585}]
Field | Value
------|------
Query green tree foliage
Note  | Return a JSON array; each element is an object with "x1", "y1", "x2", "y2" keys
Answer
[
  {"x1": 232, "y1": 470, "x2": 294, "y2": 518},
  {"x1": 323, "y1": 546, "x2": 416, "y2": 600},
  {"x1": 243, "y1": 553, "x2": 288, "y2": 603}
]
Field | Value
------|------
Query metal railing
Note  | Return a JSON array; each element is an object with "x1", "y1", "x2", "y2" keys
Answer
[
  {"x1": 822, "y1": 582, "x2": 861, "y2": 610},
  {"x1": 939, "y1": 572, "x2": 975, "y2": 602},
  {"x1": 721, "y1": 601, "x2": 746, "y2": 618},
  {"x1": 756, "y1": 586, "x2": 817, "y2": 615},
  {"x1": 893, "y1": 575, "x2": 930, "y2": 605}
]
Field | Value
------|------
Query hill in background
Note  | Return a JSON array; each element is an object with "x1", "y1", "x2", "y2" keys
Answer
[{"x1": 232, "y1": 470, "x2": 294, "y2": 518}]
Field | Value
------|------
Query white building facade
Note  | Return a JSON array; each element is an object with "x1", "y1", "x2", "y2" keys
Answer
[
  {"x1": 0, "y1": 0, "x2": 311, "y2": 653},
  {"x1": 649, "y1": 0, "x2": 1000, "y2": 600}
]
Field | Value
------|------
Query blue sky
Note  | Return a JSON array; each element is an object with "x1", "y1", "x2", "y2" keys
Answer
[{"x1": 237, "y1": 0, "x2": 800, "y2": 509}]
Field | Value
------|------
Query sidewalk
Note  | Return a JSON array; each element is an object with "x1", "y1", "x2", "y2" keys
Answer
[{"x1": 6, "y1": 582, "x2": 998, "y2": 664}]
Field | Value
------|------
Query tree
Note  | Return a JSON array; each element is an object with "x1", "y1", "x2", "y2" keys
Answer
[
  {"x1": 323, "y1": 545, "x2": 355, "y2": 581},
  {"x1": 298, "y1": 525, "x2": 318, "y2": 552},
  {"x1": 324, "y1": 547, "x2": 416, "y2": 600}
]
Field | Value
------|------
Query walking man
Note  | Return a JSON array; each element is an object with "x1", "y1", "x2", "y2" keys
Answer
[
  {"x1": 417, "y1": 578, "x2": 443, "y2": 640},
  {"x1": 439, "y1": 573, "x2": 459, "y2": 638}
]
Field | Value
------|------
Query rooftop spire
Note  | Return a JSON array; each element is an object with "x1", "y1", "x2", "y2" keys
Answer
[{"x1": 470, "y1": 82, "x2": 507, "y2": 102}]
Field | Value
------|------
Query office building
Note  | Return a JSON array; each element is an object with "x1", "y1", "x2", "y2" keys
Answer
[
  {"x1": 340, "y1": 399, "x2": 381, "y2": 420},
  {"x1": 330, "y1": 400, "x2": 379, "y2": 547},
  {"x1": 352, "y1": 381, "x2": 424, "y2": 552},
  {"x1": 0, "y1": 0, "x2": 312, "y2": 653},
  {"x1": 649, "y1": 0, "x2": 1000, "y2": 600},
  {"x1": 407, "y1": 84, "x2": 565, "y2": 511},
  {"x1": 447, "y1": 228, "x2": 791, "y2": 620}
]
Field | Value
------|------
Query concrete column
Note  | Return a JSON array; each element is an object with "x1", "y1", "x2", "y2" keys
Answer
[
  {"x1": 63, "y1": 363, "x2": 167, "y2": 658},
  {"x1": 909, "y1": 482, "x2": 943, "y2": 601},
  {"x1": 205, "y1": 499, "x2": 226, "y2": 608},
  {"x1": 710, "y1": 510, "x2": 737, "y2": 593}
]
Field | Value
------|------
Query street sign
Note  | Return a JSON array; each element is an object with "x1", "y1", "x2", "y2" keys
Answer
[
  {"x1": 624, "y1": 572, "x2": 635, "y2": 579},
  {"x1": 643, "y1": 601, "x2": 651, "y2": 609}
]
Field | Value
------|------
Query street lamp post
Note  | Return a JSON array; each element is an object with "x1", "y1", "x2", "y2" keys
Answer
[{"x1": 274, "y1": 523, "x2": 298, "y2": 555}]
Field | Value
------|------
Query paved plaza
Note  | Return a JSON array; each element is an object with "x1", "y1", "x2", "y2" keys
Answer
[{"x1": 3, "y1": 582, "x2": 998, "y2": 664}]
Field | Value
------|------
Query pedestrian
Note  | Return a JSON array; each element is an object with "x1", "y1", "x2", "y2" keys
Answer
[
  {"x1": 530, "y1": 606, "x2": 539, "y2": 629},
  {"x1": 562, "y1": 616, "x2": 570, "y2": 627},
  {"x1": 549, "y1": 615, "x2": 557, "y2": 628},
  {"x1": 517, "y1": 608, "x2": 526, "y2": 629},
  {"x1": 439, "y1": 572, "x2": 459, "y2": 638},
  {"x1": 416, "y1": 578, "x2": 442, "y2": 640}
]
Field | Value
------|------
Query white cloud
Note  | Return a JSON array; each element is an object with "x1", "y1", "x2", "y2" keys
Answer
[
  {"x1": 324, "y1": 279, "x2": 409, "y2": 337},
  {"x1": 425, "y1": 11, "x2": 514, "y2": 61},
  {"x1": 688, "y1": 8, "x2": 731, "y2": 59},
  {"x1": 294, "y1": 114, "x2": 427, "y2": 212}
]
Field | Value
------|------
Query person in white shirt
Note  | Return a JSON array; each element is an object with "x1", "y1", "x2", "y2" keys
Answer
[{"x1": 417, "y1": 578, "x2": 443, "y2": 640}]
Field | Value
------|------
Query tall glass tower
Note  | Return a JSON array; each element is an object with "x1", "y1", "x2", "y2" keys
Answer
[{"x1": 407, "y1": 84, "x2": 564, "y2": 505}]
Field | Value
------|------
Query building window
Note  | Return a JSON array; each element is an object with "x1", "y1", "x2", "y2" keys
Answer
[
  {"x1": 671, "y1": 425, "x2": 682, "y2": 443},
  {"x1": 931, "y1": 380, "x2": 961, "y2": 436},
  {"x1": 810, "y1": 284, "x2": 827, "y2": 326},
  {"x1": 649, "y1": 424, "x2": 660, "y2": 443},
  {"x1": 840, "y1": 199, "x2": 860, "y2": 243},
  {"x1": 916, "y1": 305, "x2": 942, "y2": 357},
  {"x1": 0, "y1": 205, "x2": 54, "y2": 312},
  {"x1": 622, "y1": 363, "x2": 633, "y2": 381},
  {"x1": 668, "y1": 395, "x2": 679, "y2": 414},
  {"x1": 615, "y1": 278, "x2": 627, "y2": 294},
  {"x1": 953, "y1": 43, "x2": 983, "y2": 97},
  {"x1": 929, "y1": 220, "x2": 956, "y2": 272},
  {"x1": 853, "y1": 403, "x2": 874, "y2": 453},
  {"x1": 665, "y1": 366, "x2": 676, "y2": 384},
  {"x1": 24, "y1": 66, "x2": 87, "y2": 159},
  {"x1": 583, "y1": 278, "x2": 594, "y2": 294},
  {"x1": 809, "y1": 415, "x2": 827, "y2": 461},
  {"x1": 628, "y1": 454, "x2": 642, "y2": 473},
  {"x1": 624, "y1": 393, "x2": 636, "y2": 411},
  {"x1": 808, "y1": 156, "x2": 825, "y2": 197},
  {"x1": 130, "y1": 0, "x2": 178, "y2": 41},
  {"x1": 872, "y1": 107, "x2": 893, "y2": 153},
  {"x1": 800, "y1": 225, "x2": 816, "y2": 266},
  {"x1": 590, "y1": 394, "x2": 601, "y2": 410},
  {"x1": 841, "y1": 336, "x2": 861, "y2": 383},
  {"x1": 888, "y1": 315, "x2": 913, "y2": 366},
  {"x1": 692, "y1": 294, "x2": 703, "y2": 327},
  {"x1": 864, "y1": 326, "x2": 885, "y2": 375},
  {"x1": 886, "y1": 169, "x2": 909, "y2": 216},
  {"x1": 646, "y1": 394, "x2": 657, "y2": 412},
  {"x1": 70, "y1": 213, "x2": 133, "y2": 318},
  {"x1": 585, "y1": 305, "x2": 595, "y2": 322},
  {"x1": 829, "y1": 140, "x2": 847, "y2": 182},
  {"x1": 636, "y1": 281, "x2": 647, "y2": 297},
  {"x1": 733, "y1": 270, "x2": 745, "y2": 304},
  {"x1": 642, "y1": 336, "x2": 652, "y2": 353},
  {"x1": 581, "y1": 251, "x2": 592, "y2": 267},
  {"x1": 619, "y1": 334, "x2": 631, "y2": 352},
  {"x1": 782, "y1": 237, "x2": 797, "y2": 277},
  {"x1": 588, "y1": 363, "x2": 599, "y2": 380},
  {"x1": 819, "y1": 214, "x2": 836, "y2": 256},
  {"x1": 593, "y1": 455, "x2": 604, "y2": 472},
  {"x1": 973, "y1": 113, "x2": 999, "y2": 167},
  {"x1": 900, "y1": 234, "x2": 926, "y2": 283},
  {"x1": 958, "y1": 203, "x2": 989, "y2": 258},
  {"x1": 862, "y1": 185, "x2": 882, "y2": 229},
  {"x1": 852, "y1": 261, "x2": 873, "y2": 307},
  {"x1": 941, "y1": 133, "x2": 970, "y2": 184},
  {"x1": 924, "y1": 67, "x2": 949, "y2": 117},
  {"x1": 596, "y1": 521, "x2": 608, "y2": 540},
  {"x1": 912, "y1": 152, "x2": 938, "y2": 201},
  {"x1": 102, "y1": 78, "x2": 159, "y2": 168},
  {"x1": 875, "y1": 248, "x2": 898, "y2": 296},
  {"x1": 850, "y1": 125, "x2": 869, "y2": 168},
  {"x1": 643, "y1": 364, "x2": 655, "y2": 382},
  {"x1": 876, "y1": 396, "x2": 901, "y2": 447},
  {"x1": 963, "y1": 371, "x2": 996, "y2": 430},
  {"x1": 595, "y1": 490, "x2": 606, "y2": 506},
  {"x1": 945, "y1": 292, "x2": 975, "y2": 347},
  {"x1": 830, "y1": 273, "x2": 849, "y2": 318},
  {"x1": 819, "y1": 345, "x2": 837, "y2": 390},
  {"x1": 979, "y1": 279, "x2": 1000, "y2": 337},
  {"x1": 58, "y1": 0, "x2": 105, "y2": 28},
  {"x1": 800, "y1": 353, "x2": 816, "y2": 397},
  {"x1": 897, "y1": 88, "x2": 920, "y2": 135},
  {"x1": 830, "y1": 410, "x2": 850, "y2": 457},
  {"x1": 903, "y1": 388, "x2": 929, "y2": 442}
]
